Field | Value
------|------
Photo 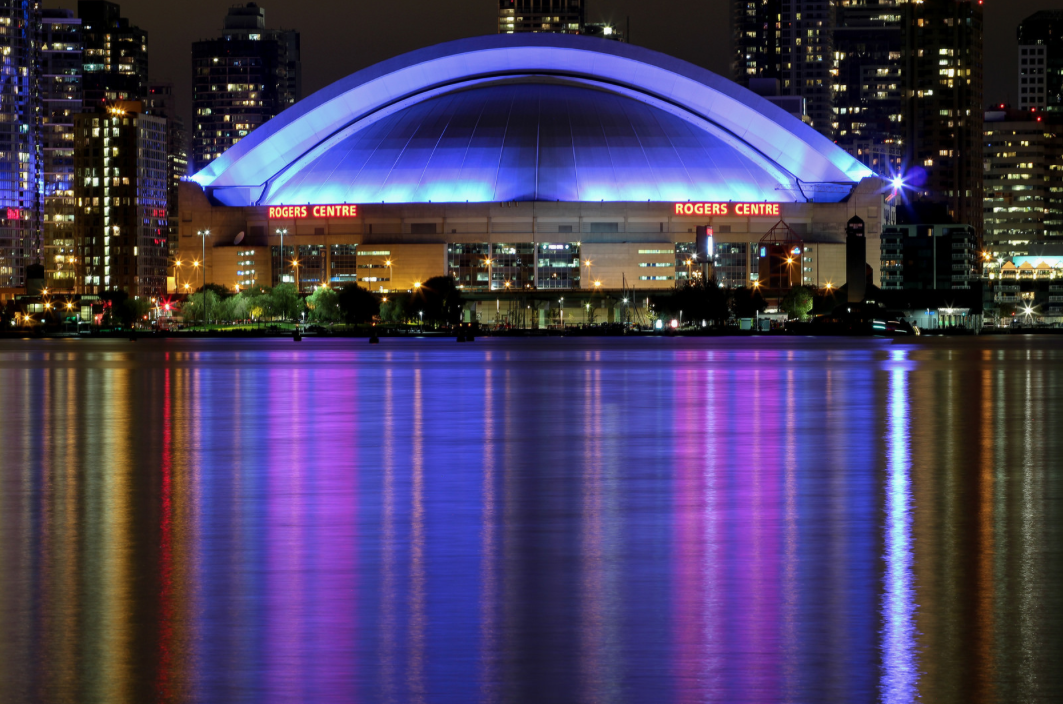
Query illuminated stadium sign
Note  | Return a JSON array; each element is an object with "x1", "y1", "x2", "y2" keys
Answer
[
  {"x1": 268, "y1": 205, "x2": 359, "y2": 219},
  {"x1": 674, "y1": 203, "x2": 780, "y2": 216}
]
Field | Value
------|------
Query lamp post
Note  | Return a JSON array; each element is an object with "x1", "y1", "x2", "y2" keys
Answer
[
  {"x1": 197, "y1": 229, "x2": 211, "y2": 328},
  {"x1": 559, "y1": 296, "x2": 564, "y2": 328},
  {"x1": 276, "y1": 228, "x2": 288, "y2": 285},
  {"x1": 191, "y1": 259, "x2": 200, "y2": 326}
]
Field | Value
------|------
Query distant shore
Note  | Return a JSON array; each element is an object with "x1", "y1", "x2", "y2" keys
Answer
[{"x1": 2, "y1": 326, "x2": 1059, "y2": 341}]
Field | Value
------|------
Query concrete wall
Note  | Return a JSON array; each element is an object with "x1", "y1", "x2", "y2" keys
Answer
[
  {"x1": 210, "y1": 245, "x2": 270, "y2": 291},
  {"x1": 356, "y1": 244, "x2": 447, "y2": 292},
  {"x1": 580, "y1": 242, "x2": 676, "y2": 290}
]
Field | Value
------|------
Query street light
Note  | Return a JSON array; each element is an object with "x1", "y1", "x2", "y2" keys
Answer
[
  {"x1": 276, "y1": 228, "x2": 288, "y2": 284},
  {"x1": 196, "y1": 228, "x2": 212, "y2": 328}
]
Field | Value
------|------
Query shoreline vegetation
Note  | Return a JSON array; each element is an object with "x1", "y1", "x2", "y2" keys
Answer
[{"x1": 1, "y1": 323, "x2": 1056, "y2": 340}]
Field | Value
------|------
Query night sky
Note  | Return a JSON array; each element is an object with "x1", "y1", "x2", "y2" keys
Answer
[{"x1": 51, "y1": 0, "x2": 1054, "y2": 141}]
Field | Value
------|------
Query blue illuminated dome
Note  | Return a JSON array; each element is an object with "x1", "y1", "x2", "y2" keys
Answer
[{"x1": 194, "y1": 34, "x2": 874, "y2": 206}]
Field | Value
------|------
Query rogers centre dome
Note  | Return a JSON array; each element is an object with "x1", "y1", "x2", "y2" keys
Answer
[{"x1": 192, "y1": 34, "x2": 874, "y2": 207}]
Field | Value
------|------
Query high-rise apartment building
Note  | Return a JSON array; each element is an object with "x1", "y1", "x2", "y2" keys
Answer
[
  {"x1": 1016, "y1": 11, "x2": 1063, "y2": 113},
  {"x1": 833, "y1": 0, "x2": 904, "y2": 176},
  {"x1": 0, "y1": 0, "x2": 41, "y2": 289},
  {"x1": 498, "y1": 0, "x2": 583, "y2": 34},
  {"x1": 880, "y1": 223, "x2": 977, "y2": 290},
  {"x1": 902, "y1": 0, "x2": 984, "y2": 240},
  {"x1": 74, "y1": 103, "x2": 168, "y2": 297},
  {"x1": 192, "y1": 3, "x2": 301, "y2": 173},
  {"x1": 732, "y1": 0, "x2": 835, "y2": 138},
  {"x1": 41, "y1": 9, "x2": 83, "y2": 293},
  {"x1": 983, "y1": 108, "x2": 1063, "y2": 260},
  {"x1": 146, "y1": 83, "x2": 188, "y2": 266},
  {"x1": 78, "y1": 1, "x2": 148, "y2": 109}
]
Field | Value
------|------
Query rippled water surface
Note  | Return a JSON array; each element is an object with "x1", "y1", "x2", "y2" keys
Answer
[{"x1": 1, "y1": 336, "x2": 1062, "y2": 703}]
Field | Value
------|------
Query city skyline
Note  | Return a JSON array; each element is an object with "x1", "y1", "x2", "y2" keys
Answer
[{"x1": 44, "y1": 0, "x2": 1054, "y2": 138}]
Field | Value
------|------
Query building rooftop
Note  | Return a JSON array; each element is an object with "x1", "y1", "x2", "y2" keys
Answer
[{"x1": 194, "y1": 34, "x2": 875, "y2": 206}]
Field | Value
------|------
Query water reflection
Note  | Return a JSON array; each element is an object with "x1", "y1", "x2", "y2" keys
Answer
[
  {"x1": 880, "y1": 351, "x2": 918, "y2": 702},
  {"x1": 1, "y1": 337, "x2": 1062, "y2": 703}
]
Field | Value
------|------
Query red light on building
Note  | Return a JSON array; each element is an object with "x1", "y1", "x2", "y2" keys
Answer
[
  {"x1": 674, "y1": 202, "x2": 780, "y2": 217},
  {"x1": 5, "y1": 208, "x2": 19, "y2": 221},
  {"x1": 268, "y1": 204, "x2": 358, "y2": 219}
]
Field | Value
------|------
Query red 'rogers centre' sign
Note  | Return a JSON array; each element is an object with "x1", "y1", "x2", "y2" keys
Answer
[
  {"x1": 674, "y1": 202, "x2": 779, "y2": 216},
  {"x1": 268, "y1": 204, "x2": 359, "y2": 219}
]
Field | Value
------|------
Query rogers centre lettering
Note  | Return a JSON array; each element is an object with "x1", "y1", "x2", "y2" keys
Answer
[
  {"x1": 674, "y1": 202, "x2": 780, "y2": 217},
  {"x1": 268, "y1": 204, "x2": 359, "y2": 219}
]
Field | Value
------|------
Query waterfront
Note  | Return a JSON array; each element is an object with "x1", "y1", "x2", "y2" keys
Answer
[{"x1": 1, "y1": 336, "x2": 1061, "y2": 703}]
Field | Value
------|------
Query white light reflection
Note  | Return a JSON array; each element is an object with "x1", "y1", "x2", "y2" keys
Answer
[{"x1": 880, "y1": 350, "x2": 919, "y2": 701}]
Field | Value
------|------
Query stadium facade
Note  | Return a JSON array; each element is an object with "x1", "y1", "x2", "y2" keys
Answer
[{"x1": 179, "y1": 34, "x2": 889, "y2": 300}]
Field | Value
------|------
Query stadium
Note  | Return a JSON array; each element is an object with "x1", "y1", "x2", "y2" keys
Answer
[{"x1": 178, "y1": 33, "x2": 888, "y2": 316}]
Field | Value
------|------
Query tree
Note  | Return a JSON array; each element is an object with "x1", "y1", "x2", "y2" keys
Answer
[
  {"x1": 780, "y1": 285, "x2": 814, "y2": 320},
  {"x1": 652, "y1": 279, "x2": 730, "y2": 326},
  {"x1": 250, "y1": 289, "x2": 275, "y2": 323},
  {"x1": 214, "y1": 292, "x2": 250, "y2": 323},
  {"x1": 271, "y1": 283, "x2": 302, "y2": 321},
  {"x1": 183, "y1": 290, "x2": 219, "y2": 326},
  {"x1": 199, "y1": 283, "x2": 231, "y2": 299},
  {"x1": 379, "y1": 293, "x2": 410, "y2": 323},
  {"x1": 337, "y1": 284, "x2": 380, "y2": 324},
  {"x1": 408, "y1": 276, "x2": 464, "y2": 327},
  {"x1": 127, "y1": 297, "x2": 151, "y2": 323},
  {"x1": 306, "y1": 286, "x2": 343, "y2": 323},
  {"x1": 732, "y1": 286, "x2": 768, "y2": 318},
  {"x1": 98, "y1": 289, "x2": 149, "y2": 327}
]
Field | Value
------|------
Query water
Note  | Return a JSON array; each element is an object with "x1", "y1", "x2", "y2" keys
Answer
[{"x1": 1, "y1": 336, "x2": 1061, "y2": 704}]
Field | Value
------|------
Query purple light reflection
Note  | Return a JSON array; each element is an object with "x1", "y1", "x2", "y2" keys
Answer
[{"x1": 880, "y1": 351, "x2": 920, "y2": 701}]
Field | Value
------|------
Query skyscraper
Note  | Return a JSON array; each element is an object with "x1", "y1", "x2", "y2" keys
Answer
[
  {"x1": 1016, "y1": 11, "x2": 1063, "y2": 113},
  {"x1": 192, "y1": 3, "x2": 301, "y2": 173},
  {"x1": 498, "y1": 0, "x2": 583, "y2": 34},
  {"x1": 74, "y1": 102, "x2": 168, "y2": 297},
  {"x1": 77, "y1": 1, "x2": 148, "y2": 109},
  {"x1": 146, "y1": 83, "x2": 188, "y2": 270},
  {"x1": 0, "y1": 0, "x2": 41, "y2": 289},
  {"x1": 833, "y1": 0, "x2": 904, "y2": 176},
  {"x1": 983, "y1": 108, "x2": 1063, "y2": 259},
  {"x1": 732, "y1": 0, "x2": 835, "y2": 138},
  {"x1": 902, "y1": 0, "x2": 984, "y2": 240},
  {"x1": 41, "y1": 9, "x2": 83, "y2": 293}
]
